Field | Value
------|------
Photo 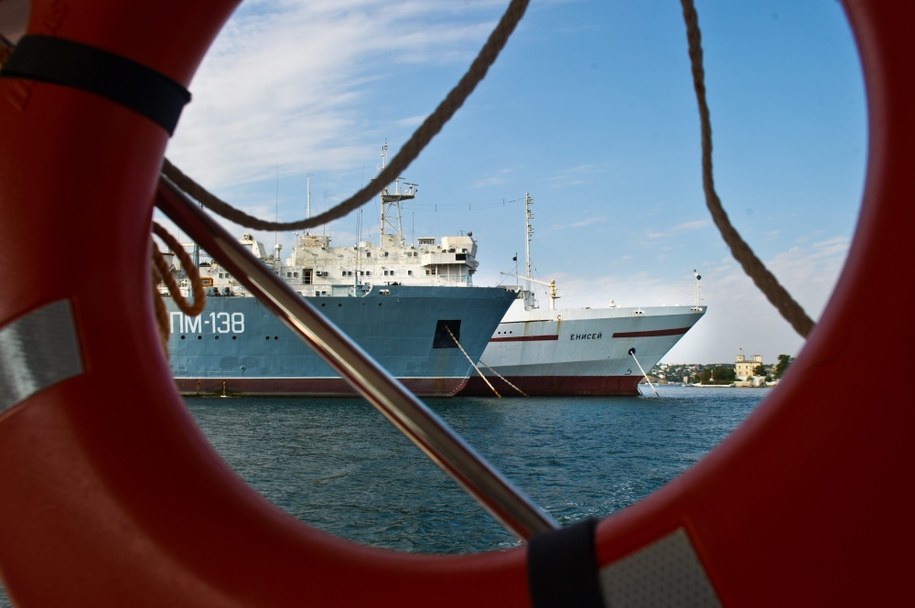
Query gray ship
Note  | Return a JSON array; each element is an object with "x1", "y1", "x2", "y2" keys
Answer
[
  {"x1": 165, "y1": 283, "x2": 515, "y2": 397},
  {"x1": 163, "y1": 145, "x2": 515, "y2": 397}
]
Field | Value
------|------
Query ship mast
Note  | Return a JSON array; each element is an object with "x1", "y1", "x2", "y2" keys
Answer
[
  {"x1": 305, "y1": 173, "x2": 312, "y2": 220},
  {"x1": 524, "y1": 192, "x2": 533, "y2": 293},
  {"x1": 378, "y1": 143, "x2": 417, "y2": 247},
  {"x1": 693, "y1": 269, "x2": 703, "y2": 309},
  {"x1": 512, "y1": 192, "x2": 559, "y2": 310}
]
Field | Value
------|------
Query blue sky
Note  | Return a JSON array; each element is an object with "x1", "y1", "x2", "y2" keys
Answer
[{"x1": 162, "y1": 0, "x2": 867, "y2": 364}]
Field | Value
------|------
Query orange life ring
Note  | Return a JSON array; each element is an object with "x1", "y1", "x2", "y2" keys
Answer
[{"x1": 0, "y1": 0, "x2": 912, "y2": 606}]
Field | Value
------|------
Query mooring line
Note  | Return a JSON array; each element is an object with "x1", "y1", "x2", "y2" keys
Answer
[
  {"x1": 447, "y1": 326, "x2": 500, "y2": 398},
  {"x1": 629, "y1": 348, "x2": 660, "y2": 398},
  {"x1": 478, "y1": 360, "x2": 529, "y2": 397}
]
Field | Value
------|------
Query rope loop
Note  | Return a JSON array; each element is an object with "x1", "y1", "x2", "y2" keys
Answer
[
  {"x1": 152, "y1": 221, "x2": 206, "y2": 316},
  {"x1": 151, "y1": 222, "x2": 207, "y2": 356}
]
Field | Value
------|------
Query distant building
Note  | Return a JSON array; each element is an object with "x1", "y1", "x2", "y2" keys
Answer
[{"x1": 735, "y1": 353, "x2": 765, "y2": 387}]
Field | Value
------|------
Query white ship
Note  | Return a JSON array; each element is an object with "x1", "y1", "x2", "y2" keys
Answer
[{"x1": 461, "y1": 193, "x2": 706, "y2": 396}]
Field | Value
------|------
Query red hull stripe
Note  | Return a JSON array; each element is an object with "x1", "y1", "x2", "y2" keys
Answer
[
  {"x1": 490, "y1": 334, "x2": 559, "y2": 343},
  {"x1": 612, "y1": 327, "x2": 691, "y2": 338},
  {"x1": 174, "y1": 376, "x2": 468, "y2": 398},
  {"x1": 489, "y1": 326, "x2": 691, "y2": 343}
]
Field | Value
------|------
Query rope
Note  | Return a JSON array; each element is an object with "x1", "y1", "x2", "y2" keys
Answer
[
  {"x1": 161, "y1": 0, "x2": 530, "y2": 233},
  {"x1": 151, "y1": 222, "x2": 207, "y2": 356},
  {"x1": 446, "y1": 325, "x2": 500, "y2": 398},
  {"x1": 679, "y1": 0, "x2": 815, "y2": 338},
  {"x1": 478, "y1": 360, "x2": 529, "y2": 397},
  {"x1": 150, "y1": 261, "x2": 170, "y2": 357},
  {"x1": 629, "y1": 348, "x2": 660, "y2": 398}
]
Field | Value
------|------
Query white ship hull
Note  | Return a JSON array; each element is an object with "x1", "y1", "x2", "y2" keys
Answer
[{"x1": 460, "y1": 298, "x2": 706, "y2": 396}]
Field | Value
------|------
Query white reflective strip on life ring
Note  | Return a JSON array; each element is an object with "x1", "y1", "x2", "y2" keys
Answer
[
  {"x1": 0, "y1": 299, "x2": 84, "y2": 412},
  {"x1": 598, "y1": 528, "x2": 720, "y2": 607}
]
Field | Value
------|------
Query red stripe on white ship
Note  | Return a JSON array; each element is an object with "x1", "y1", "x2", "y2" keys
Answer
[{"x1": 490, "y1": 326, "x2": 693, "y2": 343}]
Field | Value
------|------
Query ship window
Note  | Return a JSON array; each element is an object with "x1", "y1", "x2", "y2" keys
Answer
[
  {"x1": 407, "y1": 270, "x2": 413, "y2": 276},
  {"x1": 433, "y1": 320, "x2": 461, "y2": 349}
]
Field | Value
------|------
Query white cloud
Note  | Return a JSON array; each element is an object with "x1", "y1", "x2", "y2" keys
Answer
[{"x1": 167, "y1": 0, "x2": 501, "y2": 191}]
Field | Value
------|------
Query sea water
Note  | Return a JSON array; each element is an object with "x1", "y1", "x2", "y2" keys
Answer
[
  {"x1": 185, "y1": 385, "x2": 767, "y2": 554},
  {"x1": 0, "y1": 386, "x2": 766, "y2": 605}
]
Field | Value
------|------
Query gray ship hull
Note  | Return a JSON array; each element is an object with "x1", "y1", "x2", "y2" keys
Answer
[{"x1": 166, "y1": 285, "x2": 515, "y2": 397}]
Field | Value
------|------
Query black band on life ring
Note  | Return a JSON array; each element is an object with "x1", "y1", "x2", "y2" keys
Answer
[
  {"x1": 527, "y1": 518, "x2": 604, "y2": 608},
  {"x1": 1, "y1": 34, "x2": 191, "y2": 135}
]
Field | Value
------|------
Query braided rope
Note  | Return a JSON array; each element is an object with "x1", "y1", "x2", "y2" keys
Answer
[
  {"x1": 152, "y1": 222, "x2": 206, "y2": 316},
  {"x1": 151, "y1": 222, "x2": 207, "y2": 355},
  {"x1": 446, "y1": 325, "x2": 500, "y2": 398},
  {"x1": 479, "y1": 360, "x2": 529, "y2": 397},
  {"x1": 680, "y1": 0, "x2": 815, "y2": 338},
  {"x1": 161, "y1": 0, "x2": 530, "y2": 233},
  {"x1": 150, "y1": 259, "x2": 170, "y2": 357}
]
